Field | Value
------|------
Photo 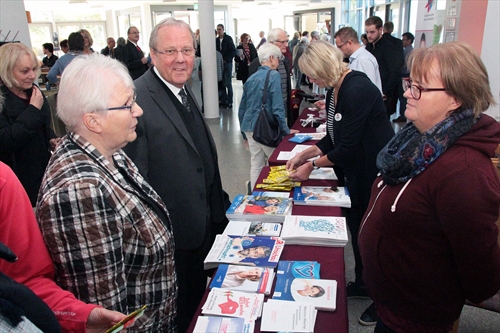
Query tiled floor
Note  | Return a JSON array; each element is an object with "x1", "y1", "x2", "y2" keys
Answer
[{"x1": 192, "y1": 77, "x2": 500, "y2": 333}]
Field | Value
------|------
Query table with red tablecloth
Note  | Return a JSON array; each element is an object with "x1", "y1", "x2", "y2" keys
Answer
[
  {"x1": 187, "y1": 165, "x2": 348, "y2": 333},
  {"x1": 268, "y1": 107, "x2": 326, "y2": 166}
]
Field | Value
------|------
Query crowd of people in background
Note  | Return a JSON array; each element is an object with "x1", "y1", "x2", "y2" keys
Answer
[{"x1": 0, "y1": 13, "x2": 499, "y2": 333}]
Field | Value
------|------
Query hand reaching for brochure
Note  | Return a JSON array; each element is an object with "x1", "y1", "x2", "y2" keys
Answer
[
  {"x1": 288, "y1": 162, "x2": 313, "y2": 182},
  {"x1": 86, "y1": 307, "x2": 127, "y2": 333},
  {"x1": 314, "y1": 99, "x2": 326, "y2": 110}
]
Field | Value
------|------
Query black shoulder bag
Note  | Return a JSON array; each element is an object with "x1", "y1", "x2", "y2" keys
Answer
[{"x1": 252, "y1": 70, "x2": 282, "y2": 147}]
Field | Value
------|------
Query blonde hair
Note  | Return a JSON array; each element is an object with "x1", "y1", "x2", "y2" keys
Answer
[
  {"x1": 298, "y1": 40, "x2": 348, "y2": 87},
  {"x1": 0, "y1": 43, "x2": 40, "y2": 112},
  {"x1": 79, "y1": 29, "x2": 93, "y2": 48},
  {"x1": 408, "y1": 41, "x2": 495, "y2": 117}
]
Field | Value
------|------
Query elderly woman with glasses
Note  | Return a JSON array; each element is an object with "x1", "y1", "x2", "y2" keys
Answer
[
  {"x1": 359, "y1": 41, "x2": 500, "y2": 332},
  {"x1": 36, "y1": 54, "x2": 177, "y2": 332},
  {"x1": 239, "y1": 42, "x2": 298, "y2": 188},
  {"x1": 286, "y1": 41, "x2": 394, "y2": 310}
]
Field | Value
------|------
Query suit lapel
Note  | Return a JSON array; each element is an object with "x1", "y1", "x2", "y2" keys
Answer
[{"x1": 144, "y1": 70, "x2": 198, "y2": 152}]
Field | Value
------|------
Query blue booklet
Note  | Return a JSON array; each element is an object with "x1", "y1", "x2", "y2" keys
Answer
[
  {"x1": 277, "y1": 260, "x2": 321, "y2": 279},
  {"x1": 289, "y1": 135, "x2": 313, "y2": 143}
]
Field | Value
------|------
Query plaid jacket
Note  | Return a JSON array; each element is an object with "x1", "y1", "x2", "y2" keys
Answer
[{"x1": 36, "y1": 132, "x2": 177, "y2": 332}]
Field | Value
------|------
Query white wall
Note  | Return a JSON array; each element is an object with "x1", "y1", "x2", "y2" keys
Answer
[
  {"x1": 482, "y1": 0, "x2": 500, "y2": 120},
  {"x1": 1, "y1": 0, "x2": 31, "y2": 47}
]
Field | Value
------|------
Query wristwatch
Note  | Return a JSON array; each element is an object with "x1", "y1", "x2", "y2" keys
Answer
[{"x1": 312, "y1": 160, "x2": 320, "y2": 170}]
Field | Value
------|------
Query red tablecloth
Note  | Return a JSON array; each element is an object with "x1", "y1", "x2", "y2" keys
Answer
[
  {"x1": 268, "y1": 108, "x2": 326, "y2": 166},
  {"x1": 187, "y1": 167, "x2": 348, "y2": 333}
]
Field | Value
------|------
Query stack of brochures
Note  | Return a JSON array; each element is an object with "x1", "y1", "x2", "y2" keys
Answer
[
  {"x1": 293, "y1": 186, "x2": 351, "y2": 208},
  {"x1": 280, "y1": 215, "x2": 348, "y2": 247},
  {"x1": 308, "y1": 167, "x2": 338, "y2": 180},
  {"x1": 192, "y1": 316, "x2": 253, "y2": 333},
  {"x1": 226, "y1": 192, "x2": 292, "y2": 222},
  {"x1": 209, "y1": 264, "x2": 275, "y2": 295},
  {"x1": 272, "y1": 276, "x2": 338, "y2": 311},
  {"x1": 261, "y1": 300, "x2": 317, "y2": 332},
  {"x1": 203, "y1": 235, "x2": 285, "y2": 269},
  {"x1": 201, "y1": 288, "x2": 264, "y2": 322},
  {"x1": 222, "y1": 220, "x2": 282, "y2": 237}
]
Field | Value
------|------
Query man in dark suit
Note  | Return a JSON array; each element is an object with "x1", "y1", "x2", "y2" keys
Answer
[
  {"x1": 122, "y1": 18, "x2": 229, "y2": 333},
  {"x1": 100, "y1": 37, "x2": 115, "y2": 58},
  {"x1": 215, "y1": 24, "x2": 236, "y2": 108},
  {"x1": 382, "y1": 21, "x2": 405, "y2": 117},
  {"x1": 365, "y1": 16, "x2": 404, "y2": 118},
  {"x1": 123, "y1": 26, "x2": 148, "y2": 79},
  {"x1": 248, "y1": 28, "x2": 294, "y2": 127}
]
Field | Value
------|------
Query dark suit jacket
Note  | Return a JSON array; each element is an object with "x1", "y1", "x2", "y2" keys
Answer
[
  {"x1": 249, "y1": 56, "x2": 294, "y2": 126},
  {"x1": 123, "y1": 41, "x2": 148, "y2": 80},
  {"x1": 100, "y1": 46, "x2": 115, "y2": 58},
  {"x1": 123, "y1": 68, "x2": 228, "y2": 250},
  {"x1": 366, "y1": 35, "x2": 404, "y2": 98}
]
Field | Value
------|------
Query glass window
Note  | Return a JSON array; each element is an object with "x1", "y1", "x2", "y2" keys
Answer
[
  {"x1": 54, "y1": 11, "x2": 105, "y2": 21},
  {"x1": 29, "y1": 24, "x2": 53, "y2": 60},
  {"x1": 81, "y1": 24, "x2": 106, "y2": 53}
]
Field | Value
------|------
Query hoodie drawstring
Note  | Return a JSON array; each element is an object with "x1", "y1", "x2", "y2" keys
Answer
[{"x1": 390, "y1": 178, "x2": 412, "y2": 213}]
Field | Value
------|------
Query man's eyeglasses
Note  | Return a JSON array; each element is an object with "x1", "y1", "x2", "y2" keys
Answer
[
  {"x1": 336, "y1": 41, "x2": 349, "y2": 48},
  {"x1": 154, "y1": 48, "x2": 195, "y2": 58},
  {"x1": 275, "y1": 39, "x2": 289, "y2": 44},
  {"x1": 104, "y1": 93, "x2": 137, "y2": 112},
  {"x1": 402, "y1": 78, "x2": 446, "y2": 100}
]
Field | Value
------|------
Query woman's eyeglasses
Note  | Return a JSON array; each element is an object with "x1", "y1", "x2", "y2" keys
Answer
[
  {"x1": 104, "y1": 93, "x2": 137, "y2": 112},
  {"x1": 402, "y1": 78, "x2": 446, "y2": 100}
]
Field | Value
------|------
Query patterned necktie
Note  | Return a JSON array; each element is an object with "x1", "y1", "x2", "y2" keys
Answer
[{"x1": 178, "y1": 89, "x2": 192, "y2": 113}]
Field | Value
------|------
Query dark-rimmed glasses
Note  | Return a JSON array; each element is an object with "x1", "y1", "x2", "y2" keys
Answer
[
  {"x1": 153, "y1": 48, "x2": 195, "y2": 58},
  {"x1": 275, "y1": 39, "x2": 289, "y2": 44},
  {"x1": 104, "y1": 93, "x2": 137, "y2": 112},
  {"x1": 402, "y1": 78, "x2": 446, "y2": 100},
  {"x1": 336, "y1": 41, "x2": 349, "y2": 48}
]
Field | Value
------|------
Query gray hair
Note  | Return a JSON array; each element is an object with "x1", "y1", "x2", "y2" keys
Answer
[
  {"x1": 300, "y1": 37, "x2": 309, "y2": 44},
  {"x1": 57, "y1": 54, "x2": 133, "y2": 131},
  {"x1": 116, "y1": 37, "x2": 126, "y2": 47},
  {"x1": 150, "y1": 18, "x2": 196, "y2": 51},
  {"x1": 267, "y1": 28, "x2": 285, "y2": 43},
  {"x1": 311, "y1": 31, "x2": 319, "y2": 39},
  {"x1": 258, "y1": 42, "x2": 282, "y2": 64},
  {"x1": 321, "y1": 34, "x2": 331, "y2": 42}
]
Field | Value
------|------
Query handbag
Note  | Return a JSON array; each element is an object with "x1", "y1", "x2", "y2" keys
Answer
[{"x1": 253, "y1": 70, "x2": 282, "y2": 147}]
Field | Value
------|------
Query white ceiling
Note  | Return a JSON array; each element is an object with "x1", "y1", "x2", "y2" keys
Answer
[{"x1": 24, "y1": 0, "x2": 341, "y2": 18}]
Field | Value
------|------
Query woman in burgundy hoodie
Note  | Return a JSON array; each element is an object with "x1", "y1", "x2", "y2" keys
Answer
[{"x1": 359, "y1": 41, "x2": 500, "y2": 333}]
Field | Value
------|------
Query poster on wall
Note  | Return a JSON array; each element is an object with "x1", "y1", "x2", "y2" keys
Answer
[{"x1": 415, "y1": 0, "x2": 444, "y2": 48}]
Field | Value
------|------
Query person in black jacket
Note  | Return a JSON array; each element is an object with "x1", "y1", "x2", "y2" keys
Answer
[
  {"x1": 100, "y1": 37, "x2": 115, "y2": 58},
  {"x1": 0, "y1": 43, "x2": 57, "y2": 206},
  {"x1": 235, "y1": 33, "x2": 258, "y2": 84},
  {"x1": 286, "y1": 40, "x2": 394, "y2": 327},
  {"x1": 365, "y1": 16, "x2": 404, "y2": 118},
  {"x1": 41, "y1": 43, "x2": 58, "y2": 68},
  {"x1": 123, "y1": 26, "x2": 148, "y2": 79},
  {"x1": 216, "y1": 24, "x2": 236, "y2": 108}
]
